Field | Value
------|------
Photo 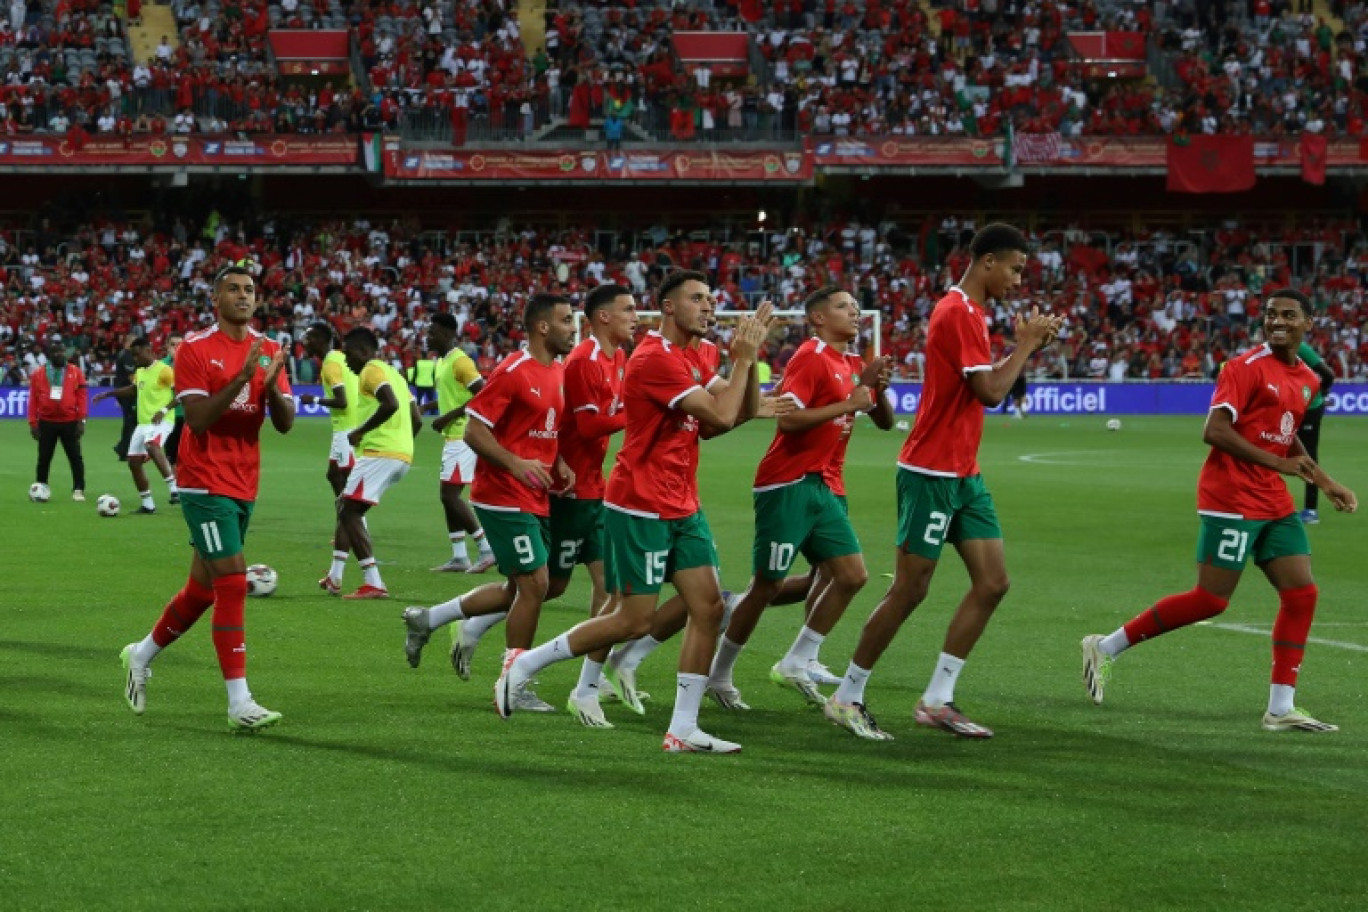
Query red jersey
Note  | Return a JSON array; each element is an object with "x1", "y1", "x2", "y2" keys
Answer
[
  {"x1": 755, "y1": 338, "x2": 861, "y2": 490},
  {"x1": 560, "y1": 337, "x2": 627, "y2": 500},
  {"x1": 823, "y1": 351, "x2": 868, "y2": 496},
  {"x1": 466, "y1": 350, "x2": 564, "y2": 517},
  {"x1": 689, "y1": 338, "x2": 721, "y2": 374},
  {"x1": 174, "y1": 326, "x2": 291, "y2": 502},
  {"x1": 899, "y1": 287, "x2": 993, "y2": 478},
  {"x1": 1198, "y1": 344, "x2": 1320, "y2": 520},
  {"x1": 605, "y1": 331, "x2": 717, "y2": 519}
]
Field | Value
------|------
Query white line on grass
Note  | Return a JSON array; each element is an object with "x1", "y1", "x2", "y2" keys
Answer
[{"x1": 1199, "y1": 621, "x2": 1368, "y2": 653}]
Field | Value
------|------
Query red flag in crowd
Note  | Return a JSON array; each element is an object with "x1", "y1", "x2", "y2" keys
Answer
[
  {"x1": 1300, "y1": 133, "x2": 1327, "y2": 186},
  {"x1": 1165, "y1": 136, "x2": 1256, "y2": 193}
]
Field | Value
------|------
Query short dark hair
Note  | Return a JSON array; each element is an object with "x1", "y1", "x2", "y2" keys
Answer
[
  {"x1": 343, "y1": 327, "x2": 379, "y2": 352},
  {"x1": 658, "y1": 269, "x2": 708, "y2": 302},
  {"x1": 213, "y1": 263, "x2": 254, "y2": 289},
  {"x1": 585, "y1": 283, "x2": 631, "y2": 321},
  {"x1": 1265, "y1": 287, "x2": 1314, "y2": 315},
  {"x1": 803, "y1": 285, "x2": 846, "y2": 316},
  {"x1": 305, "y1": 321, "x2": 334, "y2": 342},
  {"x1": 130, "y1": 337, "x2": 151, "y2": 350},
  {"x1": 430, "y1": 312, "x2": 458, "y2": 331},
  {"x1": 969, "y1": 223, "x2": 1030, "y2": 261},
  {"x1": 524, "y1": 293, "x2": 571, "y2": 333}
]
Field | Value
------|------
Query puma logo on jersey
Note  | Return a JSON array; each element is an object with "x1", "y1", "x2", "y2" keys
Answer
[
  {"x1": 1267, "y1": 384, "x2": 1279, "y2": 395},
  {"x1": 211, "y1": 359, "x2": 225, "y2": 370},
  {"x1": 529, "y1": 387, "x2": 541, "y2": 397}
]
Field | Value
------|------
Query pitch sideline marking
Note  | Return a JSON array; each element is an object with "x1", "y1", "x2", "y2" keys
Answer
[{"x1": 1199, "y1": 621, "x2": 1368, "y2": 653}]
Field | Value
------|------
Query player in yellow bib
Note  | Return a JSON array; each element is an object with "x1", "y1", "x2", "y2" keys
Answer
[
  {"x1": 299, "y1": 322, "x2": 360, "y2": 496},
  {"x1": 321, "y1": 327, "x2": 423, "y2": 599},
  {"x1": 93, "y1": 337, "x2": 179, "y2": 513},
  {"x1": 426, "y1": 312, "x2": 497, "y2": 573}
]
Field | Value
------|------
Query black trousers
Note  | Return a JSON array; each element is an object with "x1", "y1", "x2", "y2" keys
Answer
[
  {"x1": 164, "y1": 415, "x2": 184, "y2": 466},
  {"x1": 115, "y1": 400, "x2": 136, "y2": 460},
  {"x1": 1298, "y1": 404, "x2": 1324, "y2": 511},
  {"x1": 36, "y1": 420, "x2": 86, "y2": 491}
]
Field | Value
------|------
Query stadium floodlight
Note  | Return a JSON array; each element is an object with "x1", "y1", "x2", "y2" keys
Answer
[{"x1": 573, "y1": 309, "x2": 882, "y2": 359}]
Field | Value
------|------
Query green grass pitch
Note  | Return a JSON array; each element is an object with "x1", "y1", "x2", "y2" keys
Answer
[{"x1": 3, "y1": 414, "x2": 1367, "y2": 911}]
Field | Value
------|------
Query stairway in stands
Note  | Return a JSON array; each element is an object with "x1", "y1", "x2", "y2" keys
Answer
[
  {"x1": 520, "y1": 0, "x2": 548, "y2": 59},
  {"x1": 127, "y1": 1, "x2": 179, "y2": 65}
]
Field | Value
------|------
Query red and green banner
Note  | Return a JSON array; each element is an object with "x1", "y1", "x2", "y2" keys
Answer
[
  {"x1": 0, "y1": 135, "x2": 359, "y2": 166},
  {"x1": 385, "y1": 148, "x2": 812, "y2": 181},
  {"x1": 1165, "y1": 136, "x2": 1256, "y2": 193}
]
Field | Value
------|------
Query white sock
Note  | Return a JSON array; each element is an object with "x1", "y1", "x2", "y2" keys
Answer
[
  {"x1": 709, "y1": 635, "x2": 745, "y2": 685},
  {"x1": 922, "y1": 652, "x2": 965, "y2": 706},
  {"x1": 833, "y1": 661, "x2": 871, "y2": 705},
  {"x1": 164, "y1": 474, "x2": 177, "y2": 492},
  {"x1": 782, "y1": 626, "x2": 825, "y2": 668},
  {"x1": 329, "y1": 549, "x2": 347, "y2": 583},
  {"x1": 573, "y1": 659, "x2": 604, "y2": 700},
  {"x1": 473, "y1": 528, "x2": 493, "y2": 556},
  {"x1": 225, "y1": 677, "x2": 250, "y2": 709},
  {"x1": 460, "y1": 611, "x2": 507, "y2": 643},
  {"x1": 667, "y1": 672, "x2": 707, "y2": 738},
  {"x1": 609, "y1": 635, "x2": 661, "y2": 674},
  {"x1": 449, "y1": 532, "x2": 467, "y2": 560},
  {"x1": 1269, "y1": 683, "x2": 1296, "y2": 717},
  {"x1": 1100, "y1": 628, "x2": 1131, "y2": 657},
  {"x1": 140, "y1": 490, "x2": 154, "y2": 509},
  {"x1": 517, "y1": 633, "x2": 575, "y2": 678},
  {"x1": 132, "y1": 634, "x2": 161, "y2": 666},
  {"x1": 428, "y1": 595, "x2": 465, "y2": 628},
  {"x1": 360, "y1": 557, "x2": 383, "y2": 589}
]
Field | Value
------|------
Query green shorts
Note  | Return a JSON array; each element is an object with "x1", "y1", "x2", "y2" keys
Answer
[
  {"x1": 181, "y1": 492, "x2": 255, "y2": 561},
  {"x1": 896, "y1": 468, "x2": 1002, "y2": 560},
  {"x1": 603, "y1": 508, "x2": 719, "y2": 597},
  {"x1": 1196, "y1": 513, "x2": 1310, "y2": 570},
  {"x1": 752, "y1": 475, "x2": 861, "y2": 579},
  {"x1": 548, "y1": 497, "x2": 605, "y2": 579},
  {"x1": 474, "y1": 507, "x2": 551, "y2": 576}
]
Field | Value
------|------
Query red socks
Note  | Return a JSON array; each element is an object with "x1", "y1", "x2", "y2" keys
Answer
[
  {"x1": 211, "y1": 573, "x2": 249, "y2": 681},
  {"x1": 1271, "y1": 584, "x2": 1317, "y2": 687},
  {"x1": 151, "y1": 578, "x2": 217, "y2": 648},
  {"x1": 1123, "y1": 587, "x2": 1229, "y2": 644}
]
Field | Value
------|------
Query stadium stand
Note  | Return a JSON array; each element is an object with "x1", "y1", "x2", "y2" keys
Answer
[{"x1": 2, "y1": 207, "x2": 1365, "y2": 390}]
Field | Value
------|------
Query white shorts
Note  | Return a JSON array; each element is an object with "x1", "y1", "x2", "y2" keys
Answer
[
  {"x1": 329, "y1": 430, "x2": 357, "y2": 469},
  {"x1": 129, "y1": 420, "x2": 174, "y2": 457},
  {"x1": 342, "y1": 456, "x2": 410, "y2": 505},
  {"x1": 441, "y1": 439, "x2": 477, "y2": 486}
]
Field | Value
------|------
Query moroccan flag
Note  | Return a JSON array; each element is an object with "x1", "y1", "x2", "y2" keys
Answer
[
  {"x1": 1166, "y1": 136, "x2": 1256, "y2": 193},
  {"x1": 1300, "y1": 133, "x2": 1328, "y2": 186}
]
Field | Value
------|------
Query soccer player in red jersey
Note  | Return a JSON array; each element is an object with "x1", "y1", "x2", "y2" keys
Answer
[
  {"x1": 706, "y1": 286, "x2": 894, "y2": 710},
  {"x1": 829, "y1": 224, "x2": 1061, "y2": 740},
  {"x1": 119, "y1": 264, "x2": 296, "y2": 732},
  {"x1": 401, "y1": 294, "x2": 576, "y2": 713},
  {"x1": 546, "y1": 284, "x2": 638, "y2": 728},
  {"x1": 1082, "y1": 289, "x2": 1357, "y2": 732},
  {"x1": 496, "y1": 271, "x2": 773, "y2": 752}
]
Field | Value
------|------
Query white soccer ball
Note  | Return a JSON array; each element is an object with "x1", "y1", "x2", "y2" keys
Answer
[
  {"x1": 28, "y1": 482, "x2": 51, "y2": 502},
  {"x1": 96, "y1": 494, "x2": 121, "y2": 517},
  {"x1": 246, "y1": 564, "x2": 278, "y2": 597},
  {"x1": 1106, "y1": 418, "x2": 1123, "y2": 432}
]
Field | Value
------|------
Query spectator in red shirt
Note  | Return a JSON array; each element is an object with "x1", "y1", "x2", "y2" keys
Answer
[{"x1": 27, "y1": 338, "x2": 88, "y2": 500}]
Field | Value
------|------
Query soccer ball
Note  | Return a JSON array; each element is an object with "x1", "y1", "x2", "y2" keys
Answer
[
  {"x1": 246, "y1": 564, "x2": 278, "y2": 597},
  {"x1": 28, "y1": 482, "x2": 51, "y2": 502},
  {"x1": 96, "y1": 494, "x2": 121, "y2": 517},
  {"x1": 1106, "y1": 418, "x2": 1123, "y2": 432}
]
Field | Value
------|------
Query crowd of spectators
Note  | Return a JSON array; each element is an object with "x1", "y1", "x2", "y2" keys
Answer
[
  {"x1": 3, "y1": 206, "x2": 1366, "y2": 392},
  {"x1": 7, "y1": 0, "x2": 1368, "y2": 142}
]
